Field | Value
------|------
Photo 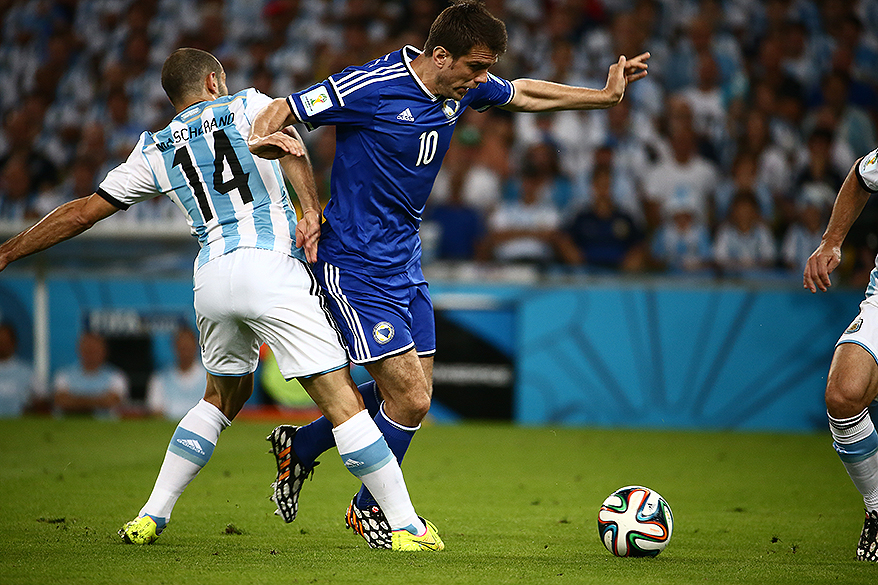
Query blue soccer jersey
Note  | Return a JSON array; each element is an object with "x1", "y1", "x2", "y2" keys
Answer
[
  {"x1": 97, "y1": 88, "x2": 303, "y2": 269},
  {"x1": 287, "y1": 45, "x2": 515, "y2": 275}
]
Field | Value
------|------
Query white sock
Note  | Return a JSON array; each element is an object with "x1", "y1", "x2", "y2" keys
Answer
[
  {"x1": 332, "y1": 409, "x2": 425, "y2": 534},
  {"x1": 829, "y1": 409, "x2": 878, "y2": 511},
  {"x1": 140, "y1": 400, "x2": 231, "y2": 523}
]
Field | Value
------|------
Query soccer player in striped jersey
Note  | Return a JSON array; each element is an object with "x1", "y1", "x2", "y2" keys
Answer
[
  {"x1": 0, "y1": 48, "x2": 443, "y2": 551},
  {"x1": 248, "y1": 0, "x2": 649, "y2": 548},
  {"x1": 805, "y1": 147, "x2": 878, "y2": 561}
]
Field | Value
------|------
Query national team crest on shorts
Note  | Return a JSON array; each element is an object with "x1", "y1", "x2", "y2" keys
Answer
[
  {"x1": 846, "y1": 318, "x2": 863, "y2": 334},
  {"x1": 373, "y1": 321, "x2": 394, "y2": 344}
]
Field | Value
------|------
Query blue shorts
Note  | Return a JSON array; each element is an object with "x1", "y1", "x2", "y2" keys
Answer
[{"x1": 314, "y1": 260, "x2": 436, "y2": 364}]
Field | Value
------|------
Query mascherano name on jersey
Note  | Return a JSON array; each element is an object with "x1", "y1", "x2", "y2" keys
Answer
[{"x1": 156, "y1": 112, "x2": 235, "y2": 152}]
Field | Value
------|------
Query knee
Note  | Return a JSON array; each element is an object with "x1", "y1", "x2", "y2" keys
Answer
[
  {"x1": 825, "y1": 381, "x2": 869, "y2": 419},
  {"x1": 387, "y1": 387, "x2": 431, "y2": 425}
]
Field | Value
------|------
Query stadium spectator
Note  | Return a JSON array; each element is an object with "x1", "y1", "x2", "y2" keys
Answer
[
  {"x1": 52, "y1": 331, "x2": 128, "y2": 418},
  {"x1": 0, "y1": 154, "x2": 37, "y2": 220},
  {"x1": 713, "y1": 190, "x2": 777, "y2": 276},
  {"x1": 789, "y1": 127, "x2": 846, "y2": 228},
  {"x1": 423, "y1": 157, "x2": 485, "y2": 262},
  {"x1": 714, "y1": 150, "x2": 774, "y2": 224},
  {"x1": 478, "y1": 158, "x2": 581, "y2": 267},
  {"x1": 145, "y1": 326, "x2": 207, "y2": 420},
  {"x1": 565, "y1": 163, "x2": 644, "y2": 271},
  {"x1": 502, "y1": 141, "x2": 573, "y2": 211},
  {"x1": 643, "y1": 98, "x2": 719, "y2": 230},
  {"x1": 781, "y1": 192, "x2": 826, "y2": 275},
  {"x1": 0, "y1": 321, "x2": 37, "y2": 417},
  {"x1": 649, "y1": 195, "x2": 713, "y2": 274}
]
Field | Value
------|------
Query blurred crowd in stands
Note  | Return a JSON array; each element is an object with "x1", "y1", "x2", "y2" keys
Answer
[{"x1": 2, "y1": 0, "x2": 878, "y2": 284}]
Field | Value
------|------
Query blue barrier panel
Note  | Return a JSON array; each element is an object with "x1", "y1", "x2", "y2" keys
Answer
[{"x1": 515, "y1": 284, "x2": 863, "y2": 431}]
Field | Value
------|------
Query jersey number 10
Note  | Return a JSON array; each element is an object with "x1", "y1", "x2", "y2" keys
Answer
[
  {"x1": 416, "y1": 130, "x2": 439, "y2": 167},
  {"x1": 172, "y1": 129, "x2": 253, "y2": 222}
]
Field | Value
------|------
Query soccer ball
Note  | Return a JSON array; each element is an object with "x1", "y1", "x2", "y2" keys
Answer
[{"x1": 597, "y1": 485, "x2": 673, "y2": 557}]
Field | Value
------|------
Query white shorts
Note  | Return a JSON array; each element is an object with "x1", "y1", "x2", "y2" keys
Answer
[
  {"x1": 194, "y1": 248, "x2": 347, "y2": 379},
  {"x1": 837, "y1": 298, "x2": 878, "y2": 364}
]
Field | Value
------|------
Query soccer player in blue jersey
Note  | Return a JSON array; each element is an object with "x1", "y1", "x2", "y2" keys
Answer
[
  {"x1": 805, "y1": 147, "x2": 878, "y2": 561},
  {"x1": 0, "y1": 48, "x2": 443, "y2": 551},
  {"x1": 248, "y1": 0, "x2": 650, "y2": 548}
]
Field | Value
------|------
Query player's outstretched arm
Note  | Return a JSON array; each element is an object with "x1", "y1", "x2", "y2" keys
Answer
[
  {"x1": 0, "y1": 194, "x2": 119, "y2": 273},
  {"x1": 804, "y1": 159, "x2": 871, "y2": 293},
  {"x1": 504, "y1": 52, "x2": 649, "y2": 112},
  {"x1": 249, "y1": 98, "x2": 303, "y2": 160},
  {"x1": 276, "y1": 125, "x2": 322, "y2": 263}
]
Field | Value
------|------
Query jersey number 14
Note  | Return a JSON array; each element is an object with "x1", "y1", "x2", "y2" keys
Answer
[{"x1": 172, "y1": 129, "x2": 253, "y2": 222}]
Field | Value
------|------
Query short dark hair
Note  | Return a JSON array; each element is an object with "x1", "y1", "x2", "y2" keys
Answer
[
  {"x1": 161, "y1": 48, "x2": 223, "y2": 106},
  {"x1": 424, "y1": 0, "x2": 507, "y2": 59}
]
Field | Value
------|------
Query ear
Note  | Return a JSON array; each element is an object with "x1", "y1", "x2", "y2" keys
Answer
[
  {"x1": 205, "y1": 71, "x2": 220, "y2": 96},
  {"x1": 432, "y1": 46, "x2": 450, "y2": 68}
]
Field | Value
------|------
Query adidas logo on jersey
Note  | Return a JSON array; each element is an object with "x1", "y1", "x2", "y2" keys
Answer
[
  {"x1": 344, "y1": 458, "x2": 365, "y2": 469},
  {"x1": 176, "y1": 438, "x2": 206, "y2": 455},
  {"x1": 396, "y1": 108, "x2": 415, "y2": 122}
]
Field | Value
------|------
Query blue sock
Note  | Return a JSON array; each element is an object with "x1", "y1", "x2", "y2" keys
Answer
[
  {"x1": 355, "y1": 403, "x2": 419, "y2": 509},
  {"x1": 293, "y1": 381, "x2": 383, "y2": 467}
]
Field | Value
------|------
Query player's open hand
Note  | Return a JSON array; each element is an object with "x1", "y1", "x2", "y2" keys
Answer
[
  {"x1": 803, "y1": 241, "x2": 841, "y2": 293},
  {"x1": 295, "y1": 208, "x2": 322, "y2": 263},
  {"x1": 248, "y1": 127, "x2": 306, "y2": 160},
  {"x1": 605, "y1": 52, "x2": 649, "y2": 105}
]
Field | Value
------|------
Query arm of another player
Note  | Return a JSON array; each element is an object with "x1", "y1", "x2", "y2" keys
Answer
[
  {"x1": 276, "y1": 125, "x2": 322, "y2": 263},
  {"x1": 248, "y1": 98, "x2": 303, "y2": 160},
  {"x1": 504, "y1": 52, "x2": 649, "y2": 112},
  {"x1": 0, "y1": 194, "x2": 120, "y2": 272},
  {"x1": 804, "y1": 158, "x2": 871, "y2": 293}
]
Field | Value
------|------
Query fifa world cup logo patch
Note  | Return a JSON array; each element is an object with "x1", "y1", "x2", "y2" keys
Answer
[
  {"x1": 846, "y1": 318, "x2": 863, "y2": 334},
  {"x1": 373, "y1": 321, "x2": 394, "y2": 344}
]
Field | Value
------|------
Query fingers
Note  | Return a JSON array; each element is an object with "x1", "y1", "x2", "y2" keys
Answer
[
  {"x1": 803, "y1": 254, "x2": 836, "y2": 293},
  {"x1": 247, "y1": 132, "x2": 306, "y2": 159}
]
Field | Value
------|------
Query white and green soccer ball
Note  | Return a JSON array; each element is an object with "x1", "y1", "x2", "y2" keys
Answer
[{"x1": 597, "y1": 485, "x2": 673, "y2": 557}]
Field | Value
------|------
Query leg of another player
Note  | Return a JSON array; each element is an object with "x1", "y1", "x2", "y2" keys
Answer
[
  {"x1": 353, "y1": 351, "x2": 432, "y2": 509},
  {"x1": 300, "y1": 367, "x2": 425, "y2": 534},
  {"x1": 290, "y1": 380, "x2": 382, "y2": 466},
  {"x1": 825, "y1": 343, "x2": 878, "y2": 511},
  {"x1": 129, "y1": 373, "x2": 250, "y2": 539}
]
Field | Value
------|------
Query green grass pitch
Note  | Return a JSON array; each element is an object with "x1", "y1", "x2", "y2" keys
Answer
[{"x1": 0, "y1": 417, "x2": 875, "y2": 584}]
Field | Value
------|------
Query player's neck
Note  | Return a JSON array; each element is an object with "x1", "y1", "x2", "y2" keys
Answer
[{"x1": 409, "y1": 54, "x2": 440, "y2": 97}]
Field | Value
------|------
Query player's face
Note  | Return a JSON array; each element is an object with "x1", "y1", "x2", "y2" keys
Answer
[{"x1": 437, "y1": 45, "x2": 498, "y2": 100}]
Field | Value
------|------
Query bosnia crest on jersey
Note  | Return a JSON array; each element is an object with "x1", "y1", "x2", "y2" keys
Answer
[{"x1": 442, "y1": 99, "x2": 460, "y2": 119}]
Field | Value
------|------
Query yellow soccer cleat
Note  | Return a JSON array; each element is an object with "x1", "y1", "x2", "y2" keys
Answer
[
  {"x1": 118, "y1": 515, "x2": 164, "y2": 545},
  {"x1": 391, "y1": 518, "x2": 445, "y2": 551}
]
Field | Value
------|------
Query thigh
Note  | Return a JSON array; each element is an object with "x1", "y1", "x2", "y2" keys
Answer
[
  {"x1": 194, "y1": 253, "x2": 260, "y2": 376},
  {"x1": 248, "y1": 258, "x2": 348, "y2": 379},
  {"x1": 365, "y1": 349, "x2": 429, "y2": 402},
  {"x1": 315, "y1": 261, "x2": 416, "y2": 364},
  {"x1": 831, "y1": 300, "x2": 878, "y2": 412}
]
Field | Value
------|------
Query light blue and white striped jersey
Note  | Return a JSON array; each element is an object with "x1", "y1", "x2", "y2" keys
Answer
[
  {"x1": 97, "y1": 88, "x2": 302, "y2": 269},
  {"x1": 856, "y1": 148, "x2": 878, "y2": 297}
]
